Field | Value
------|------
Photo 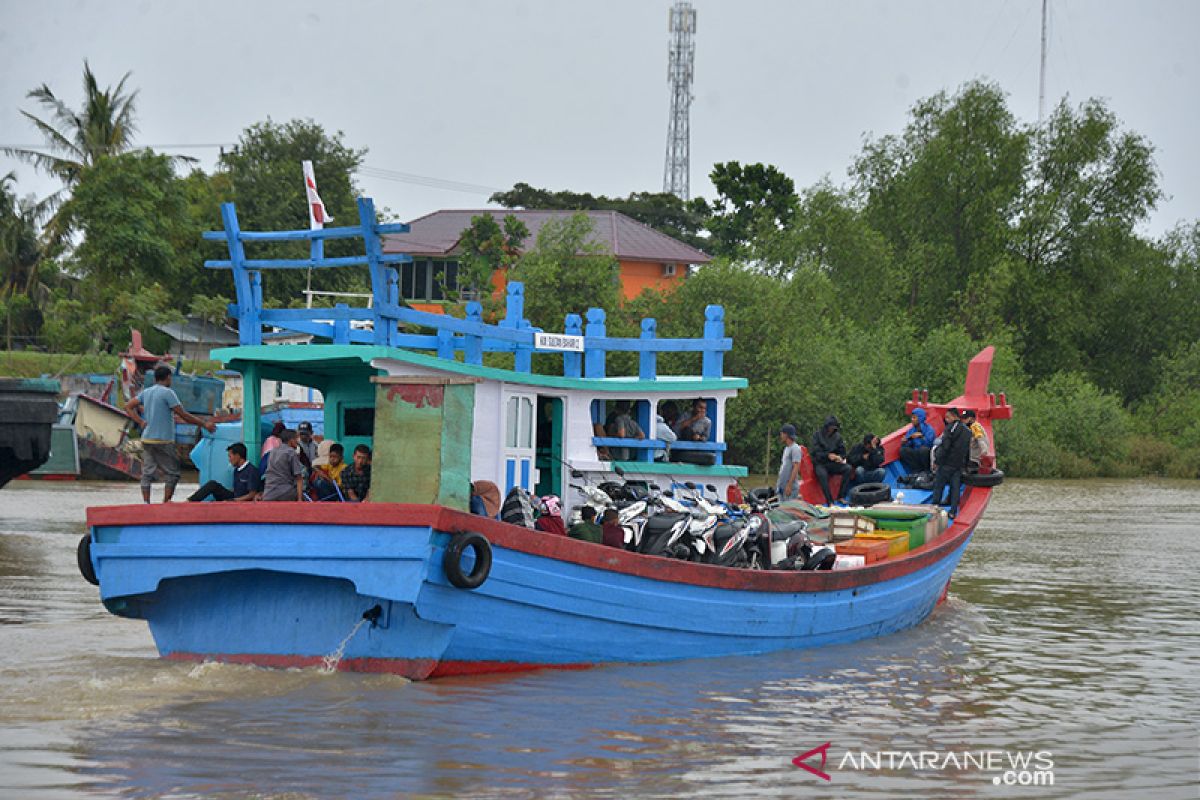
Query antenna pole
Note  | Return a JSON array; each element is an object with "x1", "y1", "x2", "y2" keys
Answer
[
  {"x1": 663, "y1": 2, "x2": 696, "y2": 201},
  {"x1": 1038, "y1": 0, "x2": 1049, "y2": 123}
]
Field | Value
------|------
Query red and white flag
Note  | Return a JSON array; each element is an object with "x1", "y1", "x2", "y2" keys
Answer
[{"x1": 302, "y1": 160, "x2": 333, "y2": 229}]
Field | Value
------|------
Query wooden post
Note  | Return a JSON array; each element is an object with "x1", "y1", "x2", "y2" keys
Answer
[
  {"x1": 563, "y1": 314, "x2": 583, "y2": 377},
  {"x1": 333, "y1": 303, "x2": 350, "y2": 344},
  {"x1": 357, "y1": 198, "x2": 390, "y2": 346},
  {"x1": 221, "y1": 202, "x2": 261, "y2": 346},
  {"x1": 241, "y1": 362, "x2": 262, "y2": 458},
  {"x1": 639, "y1": 318, "x2": 657, "y2": 381},
  {"x1": 703, "y1": 305, "x2": 724, "y2": 379},
  {"x1": 464, "y1": 302, "x2": 484, "y2": 365},
  {"x1": 585, "y1": 308, "x2": 606, "y2": 379}
]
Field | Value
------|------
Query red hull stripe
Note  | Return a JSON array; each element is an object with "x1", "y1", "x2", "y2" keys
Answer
[
  {"x1": 88, "y1": 492, "x2": 986, "y2": 594},
  {"x1": 165, "y1": 651, "x2": 593, "y2": 680}
]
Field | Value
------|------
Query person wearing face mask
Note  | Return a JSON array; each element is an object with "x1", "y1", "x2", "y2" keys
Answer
[{"x1": 927, "y1": 408, "x2": 972, "y2": 517}]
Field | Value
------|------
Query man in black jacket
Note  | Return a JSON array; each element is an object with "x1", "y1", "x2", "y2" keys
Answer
[
  {"x1": 848, "y1": 434, "x2": 886, "y2": 487},
  {"x1": 811, "y1": 415, "x2": 852, "y2": 505},
  {"x1": 927, "y1": 408, "x2": 971, "y2": 517}
]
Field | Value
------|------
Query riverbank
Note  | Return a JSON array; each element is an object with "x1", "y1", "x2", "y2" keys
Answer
[{"x1": 0, "y1": 350, "x2": 222, "y2": 380}]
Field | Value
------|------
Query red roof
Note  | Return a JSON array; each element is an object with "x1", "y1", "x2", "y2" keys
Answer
[{"x1": 382, "y1": 209, "x2": 711, "y2": 264}]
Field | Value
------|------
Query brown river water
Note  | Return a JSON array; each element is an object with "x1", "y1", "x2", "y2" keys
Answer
[{"x1": 0, "y1": 479, "x2": 1196, "y2": 799}]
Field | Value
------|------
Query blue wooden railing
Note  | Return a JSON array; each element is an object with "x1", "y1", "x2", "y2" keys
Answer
[{"x1": 204, "y1": 197, "x2": 732, "y2": 381}]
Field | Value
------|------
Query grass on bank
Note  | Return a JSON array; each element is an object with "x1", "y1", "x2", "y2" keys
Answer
[{"x1": 0, "y1": 350, "x2": 224, "y2": 379}]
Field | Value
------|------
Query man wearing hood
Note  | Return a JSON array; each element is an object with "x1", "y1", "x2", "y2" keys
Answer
[
  {"x1": 900, "y1": 408, "x2": 936, "y2": 472},
  {"x1": 811, "y1": 415, "x2": 851, "y2": 505}
]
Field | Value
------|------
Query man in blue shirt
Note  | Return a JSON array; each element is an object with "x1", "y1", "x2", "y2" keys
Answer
[
  {"x1": 187, "y1": 443, "x2": 261, "y2": 502},
  {"x1": 124, "y1": 365, "x2": 216, "y2": 503}
]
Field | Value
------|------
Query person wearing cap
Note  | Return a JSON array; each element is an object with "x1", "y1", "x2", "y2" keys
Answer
[
  {"x1": 777, "y1": 424, "x2": 804, "y2": 500},
  {"x1": 296, "y1": 421, "x2": 318, "y2": 467},
  {"x1": 928, "y1": 408, "x2": 972, "y2": 517},
  {"x1": 962, "y1": 409, "x2": 990, "y2": 470},
  {"x1": 811, "y1": 416, "x2": 852, "y2": 505}
]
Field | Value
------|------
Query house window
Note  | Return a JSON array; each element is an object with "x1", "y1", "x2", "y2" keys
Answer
[{"x1": 400, "y1": 259, "x2": 461, "y2": 302}]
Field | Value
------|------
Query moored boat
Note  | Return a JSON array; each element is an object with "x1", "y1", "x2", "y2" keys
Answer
[
  {"x1": 79, "y1": 197, "x2": 1012, "y2": 679},
  {"x1": 0, "y1": 378, "x2": 61, "y2": 488}
]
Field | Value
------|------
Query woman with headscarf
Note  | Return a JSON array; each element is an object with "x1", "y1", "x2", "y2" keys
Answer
[{"x1": 534, "y1": 494, "x2": 567, "y2": 536}]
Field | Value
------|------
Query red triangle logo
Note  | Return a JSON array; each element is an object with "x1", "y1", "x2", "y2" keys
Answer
[{"x1": 792, "y1": 741, "x2": 832, "y2": 781}]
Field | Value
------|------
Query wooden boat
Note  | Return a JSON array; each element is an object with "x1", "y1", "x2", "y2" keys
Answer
[
  {"x1": 0, "y1": 378, "x2": 60, "y2": 488},
  {"x1": 79, "y1": 197, "x2": 1011, "y2": 679}
]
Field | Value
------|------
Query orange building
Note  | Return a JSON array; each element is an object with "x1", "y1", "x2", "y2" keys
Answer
[{"x1": 381, "y1": 209, "x2": 711, "y2": 314}]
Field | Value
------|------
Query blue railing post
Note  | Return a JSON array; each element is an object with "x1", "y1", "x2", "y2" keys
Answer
[
  {"x1": 703, "y1": 305, "x2": 725, "y2": 379},
  {"x1": 464, "y1": 302, "x2": 484, "y2": 365},
  {"x1": 563, "y1": 314, "x2": 583, "y2": 378},
  {"x1": 585, "y1": 308, "x2": 606, "y2": 379},
  {"x1": 437, "y1": 328, "x2": 455, "y2": 359},
  {"x1": 515, "y1": 319, "x2": 533, "y2": 372},
  {"x1": 221, "y1": 202, "x2": 262, "y2": 345},
  {"x1": 333, "y1": 303, "x2": 351, "y2": 344},
  {"x1": 357, "y1": 198, "x2": 390, "y2": 346},
  {"x1": 385, "y1": 267, "x2": 400, "y2": 346},
  {"x1": 504, "y1": 283, "x2": 533, "y2": 373},
  {"x1": 640, "y1": 318, "x2": 657, "y2": 381}
]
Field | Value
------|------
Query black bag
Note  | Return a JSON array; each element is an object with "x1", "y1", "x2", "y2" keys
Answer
[{"x1": 500, "y1": 487, "x2": 535, "y2": 528}]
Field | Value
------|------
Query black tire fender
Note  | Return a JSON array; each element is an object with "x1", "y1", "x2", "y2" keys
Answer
[
  {"x1": 77, "y1": 535, "x2": 98, "y2": 586},
  {"x1": 443, "y1": 531, "x2": 492, "y2": 590},
  {"x1": 849, "y1": 482, "x2": 891, "y2": 507},
  {"x1": 963, "y1": 469, "x2": 1005, "y2": 487}
]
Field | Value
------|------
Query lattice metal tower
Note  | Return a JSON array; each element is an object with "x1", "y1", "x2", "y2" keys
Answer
[{"x1": 663, "y1": 1, "x2": 696, "y2": 200}]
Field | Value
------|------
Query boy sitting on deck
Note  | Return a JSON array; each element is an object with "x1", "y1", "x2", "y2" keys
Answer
[
  {"x1": 188, "y1": 442, "x2": 261, "y2": 503},
  {"x1": 307, "y1": 440, "x2": 347, "y2": 502},
  {"x1": 342, "y1": 444, "x2": 372, "y2": 502}
]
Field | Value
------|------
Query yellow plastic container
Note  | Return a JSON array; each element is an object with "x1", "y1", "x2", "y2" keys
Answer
[{"x1": 853, "y1": 530, "x2": 910, "y2": 558}]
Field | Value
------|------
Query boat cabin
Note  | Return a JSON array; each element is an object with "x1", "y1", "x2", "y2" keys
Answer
[{"x1": 205, "y1": 198, "x2": 748, "y2": 517}]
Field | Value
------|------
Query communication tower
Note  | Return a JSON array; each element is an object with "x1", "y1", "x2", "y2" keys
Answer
[{"x1": 663, "y1": 1, "x2": 696, "y2": 200}]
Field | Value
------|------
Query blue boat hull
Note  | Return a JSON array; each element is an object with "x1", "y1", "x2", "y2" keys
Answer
[{"x1": 86, "y1": 502, "x2": 978, "y2": 679}]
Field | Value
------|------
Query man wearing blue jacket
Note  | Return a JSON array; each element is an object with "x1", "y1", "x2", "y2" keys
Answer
[{"x1": 899, "y1": 407, "x2": 936, "y2": 473}]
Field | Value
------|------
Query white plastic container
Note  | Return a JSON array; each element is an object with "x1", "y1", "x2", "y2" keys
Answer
[{"x1": 833, "y1": 554, "x2": 866, "y2": 570}]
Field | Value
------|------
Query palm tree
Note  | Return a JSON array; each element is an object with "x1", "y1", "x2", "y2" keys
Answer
[
  {"x1": 0, "y1": 172, "x2": 51, "y2": 296},
  {"x1": 1, "y1": 61, "x2": 139, "y2": 205}
]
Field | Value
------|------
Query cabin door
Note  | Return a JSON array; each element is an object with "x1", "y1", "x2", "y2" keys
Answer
[{"x1": 502, "y1": 392, "x2": 537, "y2": 494}]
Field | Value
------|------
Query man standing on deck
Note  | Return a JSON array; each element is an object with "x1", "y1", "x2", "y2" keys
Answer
[
  {"x1": 777, "y1": 424, "x2": 804, "y2": 500},
  {"x1": 928, "y1": 408, "x2": 971, "y2": 517},
  {"x1": 125, "y1": 365, "x2": 216, "y2": 504}
]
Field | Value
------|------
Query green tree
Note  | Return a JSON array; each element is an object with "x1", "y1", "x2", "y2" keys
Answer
[
  {"x1": 217, "y1": 119, "x2": 366, "y2": 306},
  {"x1": 490, "y1": 182, "x2": 710, "y2": 251},
  {"x1": 456, "y1": 213, "x2": 529, "y2": 314},
  {"x1": 854, "y1": 81, "x2": 1028, "y2": 332},
  {"x1": 695, "y1": 162, "x2": 797, "y2": 258},
  {"x1": 1009, "y1": 97, "x2": 1161, "y2": 384},
  {"x1": 1, "y1": 61, "x2": 139, "y2": 202},
  {"x1": 508, "y1": 213, "x2": 620, "y2": 331}
]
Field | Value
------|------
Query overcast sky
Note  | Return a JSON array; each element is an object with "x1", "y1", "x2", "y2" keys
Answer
[{"x1": 2, "y1": 1, "x2": 1197, "y2": 236}]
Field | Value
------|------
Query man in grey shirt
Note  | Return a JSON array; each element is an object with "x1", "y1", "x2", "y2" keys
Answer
[
  {"x1": 296, "y1": 421, "x2": 318, "y2": 468},
  {"x1": 125, "y1": 364, "x2": 216, "y2": 503},
  {"x1": 777, "y1": 424, "x2": 804, "y2": 500},
  {"x1": 261, "y1": 429, "x2": 306, "y2": 501}
]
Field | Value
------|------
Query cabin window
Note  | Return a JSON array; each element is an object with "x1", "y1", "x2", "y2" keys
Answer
[
  {"x1": 505, "y1": 396, "x2": 534, "y2": 448},
  {"x1": 400, "y1": 258, "x2": 461, "y2": 302},
  {"x1": 343, "y1": 407, "x2": 375, "y2": 437}
]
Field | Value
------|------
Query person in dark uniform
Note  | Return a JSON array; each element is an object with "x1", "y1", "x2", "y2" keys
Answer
[{"x1": 927, "y1": 408, "x2": 972, "y2": 517}]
